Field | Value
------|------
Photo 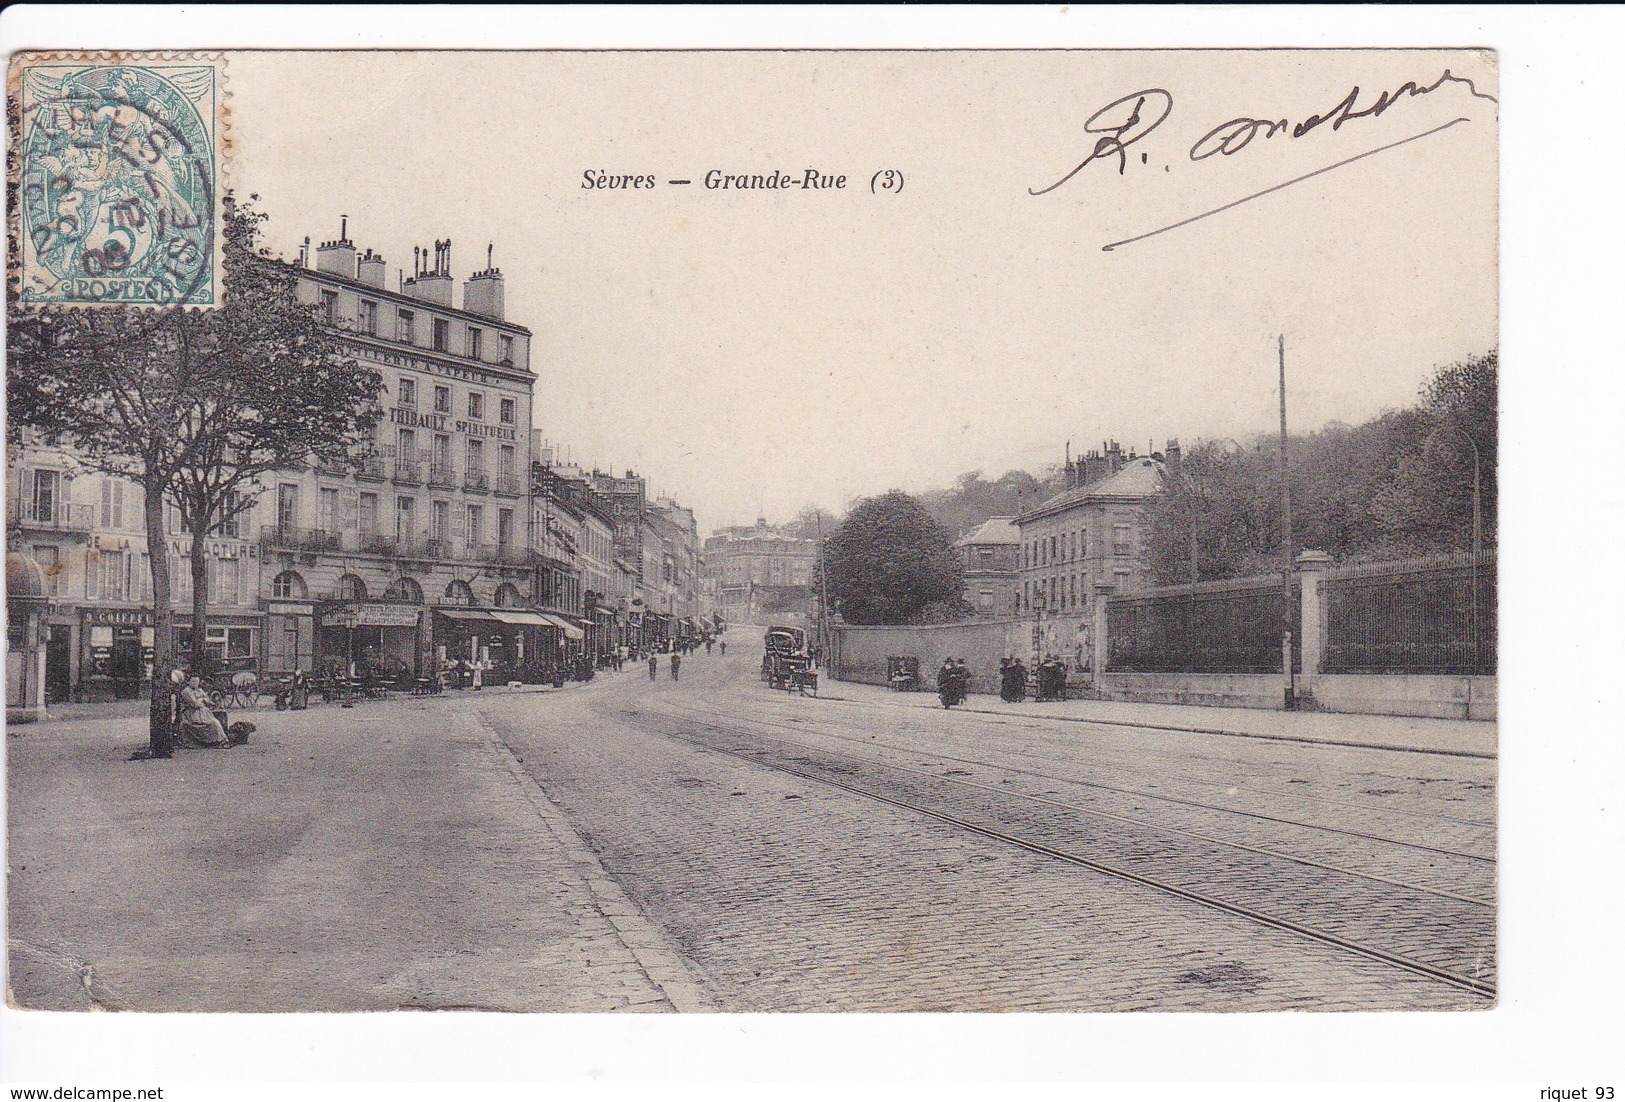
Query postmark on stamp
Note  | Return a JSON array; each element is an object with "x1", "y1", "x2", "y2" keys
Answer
[{"x1": 10, "y1": 53, "x2": 225, "y2": 308}]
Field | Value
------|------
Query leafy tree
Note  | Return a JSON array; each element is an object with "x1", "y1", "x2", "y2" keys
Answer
[
  {"x1": 919, "y1": 467, "x2": 1062, "y2": 538},
  {"x1": 167, "y1": 197, "x2": 382, "y2": 668},
  {"x1": 1144, "y1": 351, "x2": 1498, "y2": 584},
  {"x1": 822, "y1": 490, "x2": 964, "y2": 624},
  {"x1": 6, "y1": 193, "x2": 380, "y2": 753}
]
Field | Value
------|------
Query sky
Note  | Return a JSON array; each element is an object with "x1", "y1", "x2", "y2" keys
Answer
[{"x1": 229, "y1": 49, "x2": 1498, "y2": 535}]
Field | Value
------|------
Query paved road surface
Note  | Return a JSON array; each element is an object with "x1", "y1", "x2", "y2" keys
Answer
[{"x1": 8, "y1": 631, "x2": 1495, "y2": 1012}]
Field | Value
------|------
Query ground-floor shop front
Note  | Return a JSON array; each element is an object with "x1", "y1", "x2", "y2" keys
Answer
[{"x1": 433, "y1": 607, "x2": 587, "y2": 682}]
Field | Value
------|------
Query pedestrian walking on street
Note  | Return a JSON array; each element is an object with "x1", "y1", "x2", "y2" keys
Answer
[
  {"x1": 648, "y1": 653, "x2": 658, "y2": 681},
  {"x1": 705, "y1": 638, "x2": 713, "y2": 655},
  {"x1": 719, "y1": 641, "x2": 726, "y2": 656},
  {"x1": 671, "y1": 652, "x2": 682, "y2": 680}
]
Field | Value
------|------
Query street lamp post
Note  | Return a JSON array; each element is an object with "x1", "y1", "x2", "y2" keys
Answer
[{"x1": 1032, "y1": 590, "x2": 1047, "y2": 665}]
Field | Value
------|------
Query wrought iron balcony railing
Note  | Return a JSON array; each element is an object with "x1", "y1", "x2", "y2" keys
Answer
[
  {"x1": 462, "y1": 469, "x2": 490, "y2": 493},
  {"x1": 260, "y1": 525, "x2": 343, "y2": 553},
  {"x1": 8, "y1": 500, "x2": 95, "y2": 531},
  {"x1": 427, "y1": 463, "x2": 458, "y2": 488},
  {"x1": 493, "y1": 473, "x2": 524, "y2": 496}
]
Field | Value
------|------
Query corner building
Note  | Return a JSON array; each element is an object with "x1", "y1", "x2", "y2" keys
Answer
[{"x1": 270, "y1": 229, "x2": 539, "y2": 678}]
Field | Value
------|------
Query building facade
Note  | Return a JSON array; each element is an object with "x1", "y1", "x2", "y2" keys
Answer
[
  {"x1": 1014, "y1": 444, "x2": 1165, "y2": 663},
  {"x1": 954, "y1": 516, "x2": 1020, "y2": 619},
  {"x1": 703, "y1": 517, "x2": 818, "y2": 626},
  {"x1": 8, "y1": 219, "x2": 715, "y2": 700},
  {"x1": 274, "y1": 230, "x2": 539, "y2": 679}
]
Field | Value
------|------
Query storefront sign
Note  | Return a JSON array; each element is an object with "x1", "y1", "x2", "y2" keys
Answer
[
  {"x1": 167, "y1": 537, "x2": 258, "y2": 560},
  {"x1": 321, "y1": 602, "x2": 421, "y2": 629},
  {"x1": 82, "y1": 607, "x2": 155, "y2": 627},
  {"x1": 267, "y1": 601, "x2": 313, "y2": 616}
]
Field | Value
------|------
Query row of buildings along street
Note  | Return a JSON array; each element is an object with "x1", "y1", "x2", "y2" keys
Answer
[{"x1": 7, "y1": 224, "x2": 704, "y2": 707}]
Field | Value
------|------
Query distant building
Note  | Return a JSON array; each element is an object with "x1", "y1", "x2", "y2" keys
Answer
[
  {"x1": 703, "y1": 517, "x2": 818, "y2": 626},
  {"x1": 1014, "y1": 441, "x2": 1167, "y2": 659},
  {"x1": 954, "y1": 516, "x2": 1020, "y2": 618}
]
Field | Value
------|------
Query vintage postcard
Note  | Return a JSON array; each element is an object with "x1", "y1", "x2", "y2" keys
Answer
[{"x1": 7, "y1": 37, "x2": 1506, "y2": 1048}]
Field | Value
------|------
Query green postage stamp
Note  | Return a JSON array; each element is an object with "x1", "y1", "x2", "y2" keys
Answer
[{"x1": 11, "y1": 52, "x2": 225, "y2": 308}]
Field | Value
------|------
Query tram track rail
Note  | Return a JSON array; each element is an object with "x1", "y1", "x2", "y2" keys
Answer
[
  {"x1": 680, "y1": 696, "x2": 1496, "y2": 864},
  {"x1": 645, "y1": 699, "x2": 1493, "y2": 907},
  {"x1": 779, "y1": 692, "x2": 1497, "y2": 831},
  {"x1": 608, "y1": 694, "x2": 1497, "y2": 1001}
]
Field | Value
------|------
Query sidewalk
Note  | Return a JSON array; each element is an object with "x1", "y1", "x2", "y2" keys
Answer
[
  {"x1": 820, "y1": 677, "x2": 1497, "y2": 759},
  {"x1": 6, "y1": 684, "x2": 684, "y2": 1012},
  {"x1": 31, "y1": 666, "x2": 638, "y2": 723}
]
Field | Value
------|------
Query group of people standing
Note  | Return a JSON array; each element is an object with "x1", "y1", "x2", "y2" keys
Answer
[{"x1": 995, "y1": 655, "x2": 1072, "y2": 704}]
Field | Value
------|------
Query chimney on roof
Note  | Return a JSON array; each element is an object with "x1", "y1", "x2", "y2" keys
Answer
[
  {"x1": 356, "y1": 248, "x2": 387, "y2": 288},
  {"x1": 402, "y1": 236, "x2": 454, "y2": 306},
  {"x1": 314, "y1": 217, "x2": 356, "y2": 277},
  {"x1": 464, "y1": 242, "x2": 506, "y2": 320},
  {"x1": 1165, "y1": 438, "x2": 1181, "y2": 470}
]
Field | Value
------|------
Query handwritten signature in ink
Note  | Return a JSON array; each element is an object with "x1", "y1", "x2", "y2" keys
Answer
[{"x1": 1029, "y1": 70, "x2": 1497, "y2": 198}]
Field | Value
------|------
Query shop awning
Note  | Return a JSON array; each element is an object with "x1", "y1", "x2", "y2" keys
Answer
[
  {"x1": 538, "y1": 612, "x2": 585, "y2": 640},
  {"x1": 489, "y1": 610, "x2": 554, "y2": 628}
]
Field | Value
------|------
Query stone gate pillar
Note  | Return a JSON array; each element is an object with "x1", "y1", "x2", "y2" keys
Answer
[
  {"x1": 1090, "y1": 582, "x2": 1115, "y2": 687},
  {"x1": 1295, "y1": 549, "x2": 1332, "y2": 708}
]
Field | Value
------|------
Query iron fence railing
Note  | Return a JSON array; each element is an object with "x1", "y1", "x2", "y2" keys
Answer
[
  {"x1": 1108, "y1": 574, "x2": 1301, "y2": 673},
  {"x1": 1322, "y1": 552, "x2": 1496, "y2": 675}
]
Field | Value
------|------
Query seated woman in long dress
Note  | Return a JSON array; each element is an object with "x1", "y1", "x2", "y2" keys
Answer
[{"x1": 176, "y1": 675, "x2": 228, "y2": 748}]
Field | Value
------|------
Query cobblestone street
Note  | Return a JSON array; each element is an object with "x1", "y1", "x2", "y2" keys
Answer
[{"x1": 9, "y1": 633, "x2": 1496, "y2": 1013}]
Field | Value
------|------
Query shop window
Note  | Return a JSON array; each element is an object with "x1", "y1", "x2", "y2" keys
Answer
[{"x1": 205, "y1": 626, "x2": 255, "y2": 663}]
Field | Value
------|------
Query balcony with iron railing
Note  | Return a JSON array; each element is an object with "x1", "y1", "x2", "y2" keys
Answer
[
  {"x1": 9, "y1": 499, "x2": 97, "y2": 532},
  {"x1": 261, "y1": 525, "x2": 344, "y2": 553},
  {"x1": 393, "y1": 456, "x2": 423, "y2": 485},
  {"x1": 355, "y1": 453, "x2": 388, "y2": 481},
  {"x1": 427, "y1": 461, "x2": 458, "y2": 489},
  {"x1": 462, "y1": 468, "x2": 490, "y2": 494},
  {"x1": 356, "y1": 531, "x2": 399, "y2": 557},
  {"x1": 494, "y1": 473, "x2": 524, "y2": 497}
]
